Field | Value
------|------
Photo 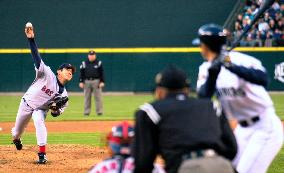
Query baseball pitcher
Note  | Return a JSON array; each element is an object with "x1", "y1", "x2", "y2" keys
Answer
[
  {"x1": 11, "y1": 22, "x2": 75, "y2": 164},
  {"x1": 196, "y1": 23, "x2": 283, "y2": 173}
]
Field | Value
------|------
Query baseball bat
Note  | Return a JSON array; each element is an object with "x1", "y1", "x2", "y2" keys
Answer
[{"x1": 229, "y1": 0, "x2": 275, "y2": 50}]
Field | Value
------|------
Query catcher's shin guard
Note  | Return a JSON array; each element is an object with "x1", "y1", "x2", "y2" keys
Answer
[
  {"x1": 37, "y1": 152, "x2": 47, "y2": 164},
  {"x1": 12, "y1": 138, "x2": 23, "y2": 150}
]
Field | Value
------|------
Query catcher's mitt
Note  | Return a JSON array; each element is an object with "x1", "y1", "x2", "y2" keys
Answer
[{"x1": 49, "y1": 96, "x2": 69, "y2": 117}]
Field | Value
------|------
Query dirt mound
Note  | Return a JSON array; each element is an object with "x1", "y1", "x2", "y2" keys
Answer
[{"x1": 0, "y1": 144, "x2": 109, "y2": 173}]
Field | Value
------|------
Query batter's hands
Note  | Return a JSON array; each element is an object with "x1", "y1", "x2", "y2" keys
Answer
[
  {"x1": 79, "y1": 82, "x2": 84, "y2": 89},
  {"x1": 25, "y1": 23, "x2": 34, "y2": 39},
  {"x1": 209, "y1": 48, "x2": 231, "y2": 76},
  {"x1": 218, "y1": 48, "x2": 232, "y2": 68},
  {"x1": 99, "y1": 82, "x2": 105, "y2": 88}
]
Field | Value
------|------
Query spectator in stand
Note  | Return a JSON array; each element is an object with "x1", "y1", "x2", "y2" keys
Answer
[
  {"x1": 272, "y1": 1, "x2": 281, "y2": 11},
  {"x1": 232, "y1": 0, "x2": 284, "y2": 46},
  {"x1": 244, "y1": 8, "x2": 254, "y2": 20},
  {"x1": 251, "y1": 4, "x2": 259, "y2": 15},
  {"x1": 274, "y1": 29, "x2": 282, "y2": 40},
  {"x1": 236, "y1": 14, "x2": 243, "y2": 26},
  {"x1": 255, "y1": 31, "x2": 263, "y2": 47},
  {"x1": 242, "y1": 16, "x2": 251, "y2": 28},
  {"x1": 235, "y1": 22, "x2": 242, "y2": 31},
  {"x1": 258, "y1": 18, "x2": 270, "y2": 32},
  {"x1": 224, "y1": 29, "x2": 233, "y2": 47},
  {"x1": 275, "y1": 12, "x2": 282, "y2": 22},
  {"x1": 281, "y1": 4, "x2": 284, "y2": 15},
  {"x1": 263, "y1": 12, "x2": 272, "y2": 23},
  {"x1": 277, "y1": 20, "x2": 284, "y2": 30},
  {"x1": 269, "y1": 19, "x2": 276, "y2": 31},
  {"x1": 265, "y1": 30, "x2": 274, "y2": 47}
]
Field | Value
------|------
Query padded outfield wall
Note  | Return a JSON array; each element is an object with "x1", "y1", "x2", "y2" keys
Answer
[
  {"x1": 0, "y1": 49, "x2": 284, "y2": 92},
  {"x1": 0, "y1": 1, "x2": 284, "y2": 91}
]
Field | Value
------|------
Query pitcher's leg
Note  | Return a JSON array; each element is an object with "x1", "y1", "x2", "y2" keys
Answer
[
  {"x1": 93, "y1": 80, "x2": 103, "y2": 114},
  {"x1": 32, "y1": 110, "x2": 47, "y2": 146},
  {"x1": 12, "y1": 99, "x2": 33, "y2": 140},
  {"x1": 84, "y1": 81, "x2": 92, "y2": 115},
  {"x1": 32, "y1": 110, "x2": 48, "y2": 164}
]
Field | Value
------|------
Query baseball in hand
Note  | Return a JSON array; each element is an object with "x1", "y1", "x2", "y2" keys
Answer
[
  {"x1": 99, "y1": 82, "x2": 105, "y2": 88},
  {"x1": 25, "y1": 22, "x2": 33, "y2": 28},
  {"x1": 25, "y1": 22, "x2": 34, "y2": 38}
]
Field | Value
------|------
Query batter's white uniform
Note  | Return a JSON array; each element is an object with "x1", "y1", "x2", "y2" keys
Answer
[
  {"x1": 88, "y1": 156, "x2": 165, "y2": 173},
  {"x1": 197, "y1": 51, "x2": 283, "y2": 173},
  {"x1": 12, "y1": 60, "x2": 68, "y2": 146}
]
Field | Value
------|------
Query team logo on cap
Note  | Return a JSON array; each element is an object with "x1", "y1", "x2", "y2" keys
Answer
[{"x1": 274, "y1": 62, "x2": 284, "y2": 83}]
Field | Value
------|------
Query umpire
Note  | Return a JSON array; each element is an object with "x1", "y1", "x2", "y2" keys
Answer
[
  {"x1": 133, "y1": 65, "x2": 237, "y2": 173},
  {"x1": 79, "y1": 50, "x2": 104, "y2": 116}
]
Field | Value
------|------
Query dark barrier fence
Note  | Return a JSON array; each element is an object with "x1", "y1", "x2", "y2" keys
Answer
[
  {"x1": 0, "y1": 0, "x2": 236, "y2": 48},
  {"x1": 0, "y1": 51, "x2": 284, "y2": 92}
]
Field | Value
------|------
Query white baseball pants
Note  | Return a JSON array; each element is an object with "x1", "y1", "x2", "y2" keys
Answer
[
  {"x1": 12, "y1": 98, "x2": 48, "y2": 146},
  {"x1": 233, "y1": 107, "x2": 283, "y2": 173}
]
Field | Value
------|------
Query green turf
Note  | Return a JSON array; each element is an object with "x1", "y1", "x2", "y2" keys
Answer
[
  {"x1": 0, "y1": 95, "x2": 153, "y2": 122},
  {"x1": 268, "y1": 147, "x2": 284, "y2": 173},
  {"x1": 1, "y1": 93, "x2": 284, "y2": 122},
  {"x1": 1, "y1": 93, "x2": 284, "y2": 172},
  {"x1": 0, "y1": 132, "x2": 104, "y2": 146}
]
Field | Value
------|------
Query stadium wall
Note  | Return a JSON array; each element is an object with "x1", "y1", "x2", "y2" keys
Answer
[
  {"x1": 0, "y1": 49, "x2": 284, "y2": 92},
  {"x1": 0, "y1": 0, "x2": 236, "y2": 48}
]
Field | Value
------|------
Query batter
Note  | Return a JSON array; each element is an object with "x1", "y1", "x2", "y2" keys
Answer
[{"x1": 196, "y1": 23, "x2": 283, "y2": 173}]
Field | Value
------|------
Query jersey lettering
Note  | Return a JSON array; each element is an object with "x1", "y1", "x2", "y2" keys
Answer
[
  {"x1": 216, "y1": 87, "x2": 246, "y2": 98},
  {"x1": 41, "y1": 85, "x2": 54, "y2": 96}
]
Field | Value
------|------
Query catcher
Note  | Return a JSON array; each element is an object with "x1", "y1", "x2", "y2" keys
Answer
[
  {"x1": 11, "y1": 22, "x2": 75, "y2": 164},
  {"x1": 88, "y1": 121, "x2": 165, "y2": 173}
]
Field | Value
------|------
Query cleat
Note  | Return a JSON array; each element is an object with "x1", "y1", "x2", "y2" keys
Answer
[
  {"x1": 12, "y1": 139, "x2": 23, "y2": 150},
  {"x1": 37, "y1": 152, "x2": 47, "y2": 164}
]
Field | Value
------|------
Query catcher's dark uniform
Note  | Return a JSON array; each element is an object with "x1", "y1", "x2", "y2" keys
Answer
[{"x1": 132, "y1": 66, "x2": 237, "y2": 173}]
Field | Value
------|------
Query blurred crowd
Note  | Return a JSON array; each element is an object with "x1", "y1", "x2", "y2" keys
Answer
[{"x1": 231, "y1": 0, "x2": 284, "y2": 47}]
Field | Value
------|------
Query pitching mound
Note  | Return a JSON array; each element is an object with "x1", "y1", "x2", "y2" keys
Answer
[{"x1": 0, "y1": 144, "x2": 109, "y2": 173}]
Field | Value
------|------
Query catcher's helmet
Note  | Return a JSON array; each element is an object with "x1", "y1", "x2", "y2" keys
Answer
[
  {"x1": 107, "y1": 121, "x2": 134, "y2": 156},
  {"x1": 198, "y1": 23, "x2": 227, "y2": 53}
]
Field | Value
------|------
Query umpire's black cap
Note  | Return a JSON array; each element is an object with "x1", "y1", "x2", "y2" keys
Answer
[
  {"x1": 155, "y1": 65, "x2": 190, "y2": 90},
  {"x1": 58, "y1": 63, "x2": 76, "y2": 74},
  {"x1": 88, "y1": 50, "x2": 96, "y2": 55}
]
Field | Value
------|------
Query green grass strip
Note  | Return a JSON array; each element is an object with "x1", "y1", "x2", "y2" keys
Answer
[{"x1": 0, "y1": 132, "x2": 105, "y2": 146}]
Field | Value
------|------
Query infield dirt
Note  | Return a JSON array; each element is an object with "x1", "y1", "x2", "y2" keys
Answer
[{"x1": 0, "y1": 121, "x2": 131, "y2": 173}]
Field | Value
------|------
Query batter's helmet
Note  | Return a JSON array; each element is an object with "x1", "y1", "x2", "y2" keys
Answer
[
  {"x1": 107, "y1": 121, "x2": 134, "y2": 156},
  {"x1": 198, "y1": 23, "x2": 227, "y2": 53}
]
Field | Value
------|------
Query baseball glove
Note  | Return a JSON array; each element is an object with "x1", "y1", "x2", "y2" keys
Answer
[{"x1": 49, "y1": 96, "x2": 69, "y2": 117}]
